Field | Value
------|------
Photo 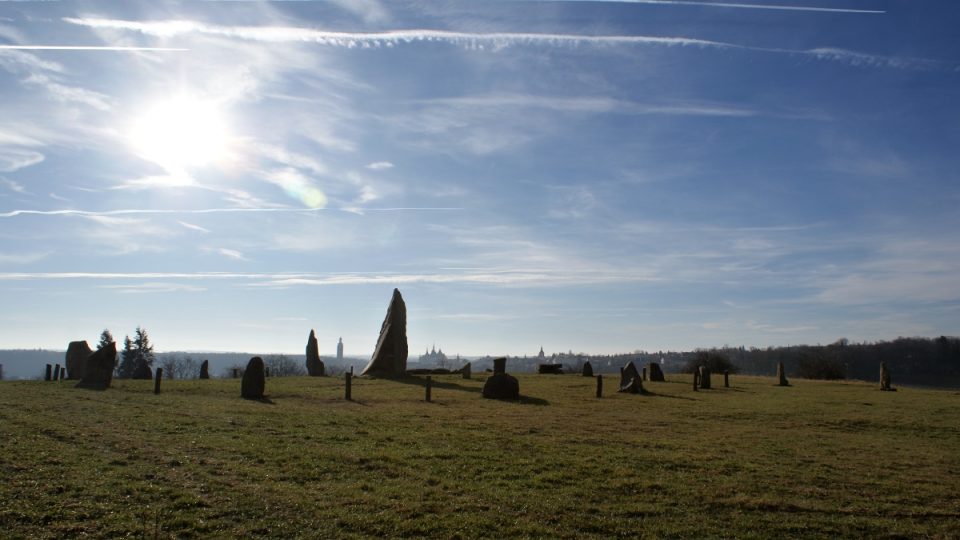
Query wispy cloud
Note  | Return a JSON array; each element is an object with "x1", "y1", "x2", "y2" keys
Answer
[
  {"x1": 0, "y1": 147, "x2": 44, "y2": 172},
  {"x1": 569, "y1": 1, "x2": 884, "y2": 14},
  {"x1": 0, "y1": 45, "x2": 188, "y2": 51},
  {"x1": 97, "y1": 282, "x2": 207, "y2": 294},
  {"x1": 366, "y1": 161, "x2": 394, "y2": 170},
  {"x1": 217, "y1": 248, "x2": 247, "y2": 261},
  {"x1": 1, "y1": 176, "x2": 29, "y2": 194},
  {"x1": 177, "y1": 220, "x2": 210, "y2": 233},
  {"x1": 0, "y1": 252, "x2": 48, "y2": 265},
  {"x1": 0, "y1": 206, "x2": 462, "y2": 218},
  {"x1": 63, "y1": 18, "x2": 933, "y2": 70},
  {"x1": 424, "y1": 94, "x2": 757, "y2": 117}
]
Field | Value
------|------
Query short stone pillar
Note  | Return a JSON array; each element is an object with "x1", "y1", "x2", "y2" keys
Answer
[
  {"x1": 699, "y1": 366, "x2": 712, "y2": 389},
  {"x1": 154, "y1": 368, "x2": 163, "y2": 395},
  {"x1": 345, "y1": 372, "x2": 352, "y2": 401},
  {"x1": 425, "y1": 376, "x2": 432, "y2": 402},
  {"x1": 461, "y1": 362, "x2": 471, "y2": 380},
  {"x1": 45, "y1": 364, "x2": 52, "y2": 381},
  {"x1": 232, "y1": 368, "x2": 239, "y2": 379},
  {"x1": 693, "y1": 370, "x2": 699, "y2": 391},
  {"x1": 879, "y1": 362, "x2": 894, "y2": 391},
  {"x1": 493, "y1": 357, "x2": 506, "y2": 375},
  {"x1": 776, "y1": 361, "x2": 789, "y2": 386},
  {"x1": 642, "y1": 367, "x2": 647, "y2": 381},
  {"x1": 724, "y1": 370, "x2": 730, "y2": 388},
  {"x1": 53, "y1": 364, "x2": 61, "y2": 381},
  {"x1": 596, "y1": 374, "x2": 603, "y2": 398},
  {"x1": 0, "y1": 363, "x2": 4, "y2": 380}
]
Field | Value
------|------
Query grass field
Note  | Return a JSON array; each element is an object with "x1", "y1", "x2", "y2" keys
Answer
[{"x1": 1, "y1": 373, "x2": 959, "y2": 538}]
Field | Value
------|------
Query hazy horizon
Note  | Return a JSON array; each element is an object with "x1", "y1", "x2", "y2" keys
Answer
[{"x1": 2, "y1": 1, "x2": 959, "y2": 355}]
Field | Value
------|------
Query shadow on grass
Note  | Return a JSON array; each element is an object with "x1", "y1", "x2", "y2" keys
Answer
[
  {"x1": 243, "y1": 396, "x2": 276, "y2": 405},
  {"x1": 388, "y1": 375, "x2": 483, "y2": 395},
  {"x1": 641, "y1": 391, "x2": 699, "y2": 402}
]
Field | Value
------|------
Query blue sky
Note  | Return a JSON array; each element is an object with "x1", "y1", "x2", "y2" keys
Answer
[{"x1": 1, "y1": 0, "x2": 958, "y2": 356}]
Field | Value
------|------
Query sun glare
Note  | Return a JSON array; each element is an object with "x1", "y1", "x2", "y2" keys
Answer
[{"x1": 129, "y1": 95, "x2": 231, "y2": 175}]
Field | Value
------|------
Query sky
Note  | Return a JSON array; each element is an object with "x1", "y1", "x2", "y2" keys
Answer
[{"x1": 1, "y1": 0, "x2": 959, "y2": 357}]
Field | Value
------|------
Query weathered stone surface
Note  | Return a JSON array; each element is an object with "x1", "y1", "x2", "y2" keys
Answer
[
  {"x1": 459, "y1": 362, "x2": 472, "y2": 380},
  {"x1": 619, "y1": 361, "x2": 642, "y2": 392},
  {"x1": 199, "y1": 360, "x2": 210, "y2": 379},
  {"x1": 361, "y1": 288, "x2": 408, "y2": 377},
  {"x1": 724, "y1": 370, "x2": 730, "y2": 388},
  {"x1": 305, "y1": 329, "x2": 325, "y2": 376},
  {"x1": 648, "y1": 362, "x2": 665, "y2": 382},
  {"x1": 493, "y1": 357, "x2": 506, "y2": 375},
  {"x1": 582, "y1": 361, "x2": 594, "y2": 377},
  {"x1": 132, "y1": 361, "x2": 153, "y2": 380},
  {"x1": 699, "y1": 366, "x2": 712, "y2": 389},
  {"x1": 75, "y1": 342, "x2": 116, "y2": 390},
  {"x1": 241, "y1": 356, "x2": 266, "y2": 399},
  {"x1": 65, "y1": 341, "x2": 93, "y2": 380},
  {"x1": 619, "y1": 375, "x2": 643, "y2": 394},
  {"x1": 776, "y1": 361, "x2": 789, "y2": 386},
  {"x1": 482, "y1": 373, "x2": 520, "y2": 400},
  {"x1": 538, "y1": 363, "x2": 564, "y2": 374},
  {"x1": 879, "y1": 361, "x2": 895, "y2": 391}
]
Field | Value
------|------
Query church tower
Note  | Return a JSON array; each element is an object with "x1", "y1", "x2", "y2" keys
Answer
[{"x1": 337, "y1": 337, "x2": 344, "y2": 360}]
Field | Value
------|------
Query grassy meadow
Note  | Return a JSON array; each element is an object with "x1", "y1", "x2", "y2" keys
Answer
[{"x1": 1, "y1": 372, "x2": 959, "y2": 538}]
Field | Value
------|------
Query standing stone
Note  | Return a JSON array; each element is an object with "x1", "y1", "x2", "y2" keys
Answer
[
  {"x1": 582, "y1": 361, "x2": 594, "y2": 377},
  {"x1": 642, "y1": 366, "x2": 647, "y2": 381},
  {"x1": 482, "y1": 373, "x2": 520, "y2": 400},
  {"x1": 699, "y1": 366, "x2": 712, "y2": 389},
  {"x1": 154, "y1": 368, "x2": 163, "y2": 395},
  {"x1": 305, "y1": 329, "x2": 325, "y2": 376},
  {"x1": 361, "y1": 288, "x2": 408, "y2": 377},
  {"x1": 619, "y1": 361, "x2": 642, "y2": 392},
  {"x1": 596, "y1": 374, "x2": 603, "y2": 398},
  {"x1": 45, "y1": 364, "x2": 52, "y2": 381},
  {"x1": 232, "y1": 368, "x2": 239, "y2": 379},
  {"x1": 345, "y1": 372, "x2": 353, "y2": 401},
  {"x1": 65, "y1": 341, "x2": 93, "y2": 380},
  {"x1": 241, "y1": 357, "x2": 266, "y2": 399},
  {"x1": 493, "y1": 357, "x2": 507, "y2": 375},
  {"x1": 199, "y1": 360, "x2": 210, "y2": 379},
  {"x1": 76, "y1": 342, "x2": 116, "y2": 390},
  {"x1": 425, "y1": 376, "x2": 432, "y2": 402},
  {"x1": 53, "y1": 365, "x2": 61, "y2": 381},
  {"x1": 724, "y1": 370, "x2": 730, "y2": 388},
  {"x1": 648, "y1": 363, "x2": 666, "y2": 382},
  {"x1": 776, "y1": 361, "x2": 789, "y2": 386},
  {"x1": 879, "y1": 362, "x2": 894, "y2": 391},
  {"x1": 459, "y1": 362, "x2": 472, "y2": 380},
  {"x1": 619, "y1": 376, "x2": 643, "y2": 394},
  {"x1": 693, "y1": 370, "x2": 700, "y2": 391},
  {"x1": 0, "y1": 363, "x2": 4, "y2": 381}
]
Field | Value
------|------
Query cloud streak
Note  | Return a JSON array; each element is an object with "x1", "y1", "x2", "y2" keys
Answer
[
  {"x1": 573, "y1": 1, "x2": 884, "y2": 14},
  {"x1": 62, "y1": 18, "x2": 932, "y2": 69},
  {"x1": 0, "y1": 206, "x2": 463, "y2": 218},
  {"x1": 0, "y1": 45, "x2": 188, "y2": 51}
]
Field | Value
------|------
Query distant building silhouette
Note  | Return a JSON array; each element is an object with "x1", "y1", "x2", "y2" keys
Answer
[
  {"x1": 336, "y1": 337, "x2": 343, "y2": 361},
  {"x1": 538, "y1": 346, "x2": 545, "y2": 360},
  {"x1": 420, "y1": 344, "x2": 448, "y2": 366}
]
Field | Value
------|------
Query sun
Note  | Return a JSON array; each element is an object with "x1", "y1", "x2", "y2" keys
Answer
[{"x1": 129, "y1": 94, "x2": 232, "y2": 176}]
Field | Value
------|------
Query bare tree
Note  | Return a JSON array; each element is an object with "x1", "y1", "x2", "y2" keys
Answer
[{"x1": 264, "y1": 354, "x2": 306, "y2": 377}]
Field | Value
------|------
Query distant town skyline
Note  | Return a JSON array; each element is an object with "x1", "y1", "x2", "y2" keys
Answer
[{"x1": 1, "y1": 1, "x2": 959, "y2": 355}]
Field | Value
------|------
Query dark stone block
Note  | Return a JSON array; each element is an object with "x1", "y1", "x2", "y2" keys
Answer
[
  {"x1": 65, "y1": 341, "x2": 93, "y2": 380},
  {"x1": 241, "y1": 357, "x2": 266, "y2": 399},
  {"x1": 482, "y1": 372, "x2": 520, "y2": 400},
  {"x1": 582, "y1": 361, "x2": 594, "y2": 377},
  {"x1": 305, "y1": 329, "x2": 325, "y2": 376},
  {"x1": 76, "y1": 342, "x2": 116, "y2": 390},
  {"x1": 648, "y1": 363, "x2": 665, "y2": 382}
]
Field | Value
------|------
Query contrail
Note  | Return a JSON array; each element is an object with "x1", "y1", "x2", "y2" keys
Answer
[
  {"x1": 0, "y1": 207, "x2": 463, "y2": 218},
  {"x1": 563, "y1": 0, "x2": 884, "y2": 14},
  {"x1": 0, "y1": 45, "x2": 189, "y2": 51}
]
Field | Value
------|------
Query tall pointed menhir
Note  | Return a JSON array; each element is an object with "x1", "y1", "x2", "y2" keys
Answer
[
  {"x1": 305, "y1": 329, "x2": 325, "y2": 376},
  {"x1": 361, "y1": 288, "x2": 408, "y2": 377}
]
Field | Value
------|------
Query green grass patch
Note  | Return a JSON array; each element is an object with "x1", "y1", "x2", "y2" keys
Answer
[{"x1": 1, "y1": 374, "x2": 959, "y2": 538}]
